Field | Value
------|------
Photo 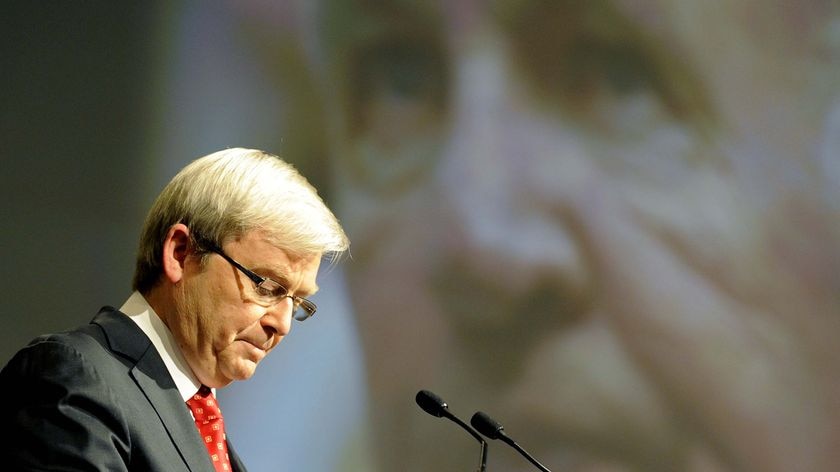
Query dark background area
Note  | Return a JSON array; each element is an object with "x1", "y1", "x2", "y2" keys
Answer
[{"x1": 1, "y1": 2, "x2": 160, "y2": 363}]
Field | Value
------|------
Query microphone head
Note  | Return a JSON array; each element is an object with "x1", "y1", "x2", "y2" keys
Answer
[
  {"x1": 471, "y1": 411, "x2": 504, "y2": 440},
  {"x1": 415, "y1": 390, "x2": 449, "y2": 418}
]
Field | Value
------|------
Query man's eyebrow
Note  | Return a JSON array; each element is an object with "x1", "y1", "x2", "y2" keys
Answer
[
  {"x1": 300, "y1": 285, "x2": 320, "y2": 298},
  {"x1": 256, "y1": 265, "x2": 320, "y2": 296}
]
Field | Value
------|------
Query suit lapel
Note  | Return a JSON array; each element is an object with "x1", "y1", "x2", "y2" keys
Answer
[
  {"x1": 227, "y1": 438, "x2": 248, "y2": 472},
  {"x1": 93, "y1": 309, "x2": 214, "y2": 472},
  {"x1": 132, "y1": 353, "x2": 215, "y2": 472}
]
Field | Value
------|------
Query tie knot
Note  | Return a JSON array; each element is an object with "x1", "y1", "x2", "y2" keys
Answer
[{"x1": 187, "y1": 386, "x2": 222, "y2": 423}]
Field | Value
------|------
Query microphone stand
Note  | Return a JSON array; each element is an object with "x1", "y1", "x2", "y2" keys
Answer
[
  {"x1": 446, "y1": 413, "x2": 488, "y2": 472},
  {"x1": 478, "y1": 440, "x2": 488, "y2": 472}
]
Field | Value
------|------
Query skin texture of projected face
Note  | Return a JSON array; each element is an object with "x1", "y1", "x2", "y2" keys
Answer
[{"x1": 272, "y1": 0, "x2": 840, "y2": 470}]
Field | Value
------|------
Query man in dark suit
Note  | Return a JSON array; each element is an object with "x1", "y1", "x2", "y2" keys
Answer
[{"x1": 1, "y1": 148, "x2": 350, "y2": 471}]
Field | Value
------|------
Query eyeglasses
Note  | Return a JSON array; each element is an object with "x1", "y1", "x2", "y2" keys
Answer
[{"x1": 200, "y1": 241, "x2": 317, "y2": 322}]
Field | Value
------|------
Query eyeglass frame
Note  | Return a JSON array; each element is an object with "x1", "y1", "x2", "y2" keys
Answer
[{"x1": 195, "y1": 238, "x2": 318, "y2": 322}]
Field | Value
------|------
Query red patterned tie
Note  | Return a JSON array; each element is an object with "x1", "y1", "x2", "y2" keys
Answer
[{"x1": 186, "y1": 386, "x2": 233, "y2": 472}]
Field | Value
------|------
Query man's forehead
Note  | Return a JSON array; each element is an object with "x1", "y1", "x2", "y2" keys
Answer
[
  {"x1": 233, "y1": 231, "x2": 321, "y2": 271},
  {"x1": 320, "y1": 0, "x2": 651, "y2": 32}
]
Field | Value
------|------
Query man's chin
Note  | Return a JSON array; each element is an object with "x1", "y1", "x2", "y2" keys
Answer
[
  {"x1": 218, "y1": 351, "x2": 261, "y2": 382},
  {"x1": 217, "y1": 365, "x2": 256, "y2": 384}
]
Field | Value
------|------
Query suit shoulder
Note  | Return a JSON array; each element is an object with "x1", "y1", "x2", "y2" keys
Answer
[
  {"x1": 2, "y1": 307, "x2": 141, "y2": 383},
  {"x1": 2, "y1": 328, "x2": 114, "y2": 384}
]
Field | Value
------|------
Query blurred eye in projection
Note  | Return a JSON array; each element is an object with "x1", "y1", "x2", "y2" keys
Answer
[
  {"x1": 496, "y1": 0, "x2": 713, "y2": 134},
  {"x1": 344, "y1": 38, "x2": 449, "y2": 193},
  {"x1": 493, "y1": 0, "x2": 717, "y2": 178}
]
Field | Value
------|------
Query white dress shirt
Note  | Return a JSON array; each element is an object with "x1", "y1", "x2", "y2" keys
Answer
[{"x1": 120, "y1": 291, "x2": 202, "y2": 402}]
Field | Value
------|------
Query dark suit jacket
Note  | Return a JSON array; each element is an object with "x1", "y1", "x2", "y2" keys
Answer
[{"x1": 1, "y1": 307, "x2": 248, "y2": 471}]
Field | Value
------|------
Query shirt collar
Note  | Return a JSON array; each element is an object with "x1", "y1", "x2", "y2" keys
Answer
[{"x1": 121, "y1": 291, "x2": 203, "y2": 402}]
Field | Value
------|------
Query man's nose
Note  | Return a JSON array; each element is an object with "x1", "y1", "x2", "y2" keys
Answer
[
  {"x1": 425, "y1": 29, "x2": 597, "y2": 383},
  {"x1": 435, "y1": 29, "x2": 592, "y2": 299},
  {"x1": 261, "y1": 297, "x2": 293, "y2": 337}
]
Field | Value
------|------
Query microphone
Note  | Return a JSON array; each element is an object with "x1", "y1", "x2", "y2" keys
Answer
[
  {"x1": 471, "y1": 411, "x2": 552, "y2": 472},
  {"x1": 415, "y1": 390, "x2": 488, "y2": 472}
]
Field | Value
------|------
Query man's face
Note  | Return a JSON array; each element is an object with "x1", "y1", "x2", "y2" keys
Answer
[
  {"x1": 314, "y1": 0, "x2": 840, "y2": 470},
  {"x1": 169, "y1": 230, "x2": 321, "y2": 388}
]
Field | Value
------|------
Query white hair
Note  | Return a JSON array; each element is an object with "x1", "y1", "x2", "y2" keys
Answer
[{"x1": 132, "y1": 148, "x2": 349, "y2": 292}]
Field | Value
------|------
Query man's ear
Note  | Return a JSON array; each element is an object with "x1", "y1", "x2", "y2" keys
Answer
[{"x1": 161, "y1": 223, "x2": 191, "y2": 284}]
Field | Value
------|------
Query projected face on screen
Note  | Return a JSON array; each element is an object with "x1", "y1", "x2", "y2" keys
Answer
[{"x1": 295, "y1": 1, "x2": 840, "y2": 470}]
